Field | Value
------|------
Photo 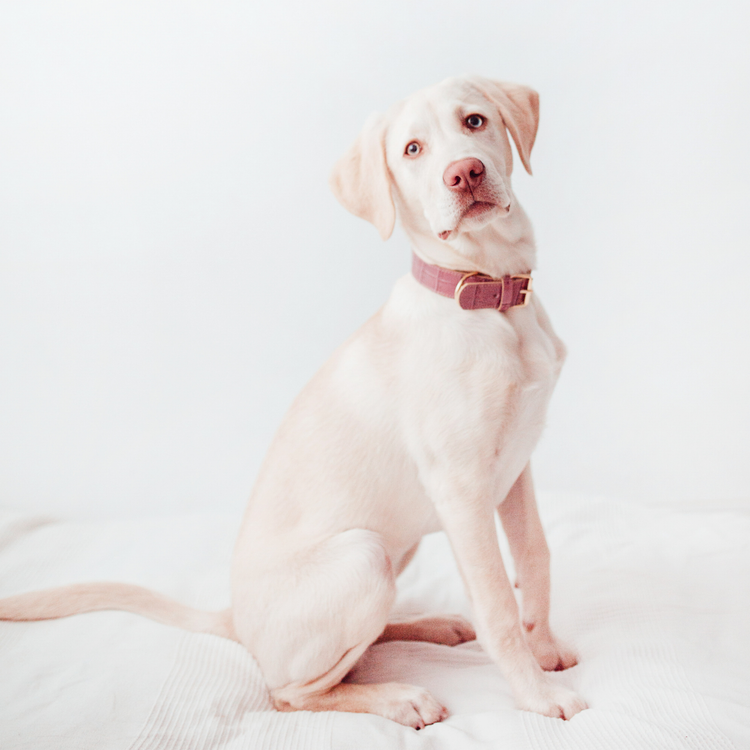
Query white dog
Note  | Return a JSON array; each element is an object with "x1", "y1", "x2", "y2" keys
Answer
[{"x1": 0, "y1": 76, "x2": 587, "y2": 728}]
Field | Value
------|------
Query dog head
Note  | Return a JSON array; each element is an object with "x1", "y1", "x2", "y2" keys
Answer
[{"x1": 330, "y1": 76, "x2": 539, "y2": 248}]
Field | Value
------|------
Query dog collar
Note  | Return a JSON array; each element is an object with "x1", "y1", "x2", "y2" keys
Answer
[{"x1": 411, "y1": 253, "x2": 533, "y2": 312}]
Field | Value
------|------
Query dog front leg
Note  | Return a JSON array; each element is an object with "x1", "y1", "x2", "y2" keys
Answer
[
  {"x1": 434, "y1": 493, "x2": 586, "y2": 719},
  {"x1": 499, "y1": 464, "x2": 579, "y2": 671}
]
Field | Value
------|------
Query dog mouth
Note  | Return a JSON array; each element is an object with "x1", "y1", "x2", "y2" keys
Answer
[
  {"x1": 462, "y1": 201, "x2": 498, "y2": 220},
  {"x1": 437, "y1": 200, "x2": 509, "y2": 241}
]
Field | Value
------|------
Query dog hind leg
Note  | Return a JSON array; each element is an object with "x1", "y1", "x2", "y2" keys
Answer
[
  {"x1": 234, "y1": 528, "x2": 447, "y2": 728},
  {"x1": 376, "y1": 614, "x2": 476, "y2": 646}
]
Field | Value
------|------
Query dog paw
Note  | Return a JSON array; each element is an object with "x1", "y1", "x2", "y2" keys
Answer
[
  {"x1": 415, "y1": 614, "x2": 477, "y2": 646},
  {"x1": 381, "y1": 684, "x2": 449, "y2": 729},
  {"x1": 418, "y1": 614, "x2": 476, "y2": 646},
  {"x1": 381, "y1": 614, "x2": 476, "y2": 646},
  {"x1": 525, "y1": 626, "x2": 579, "y2": 671},
  {"x1": 518, "y1": 679, "x2": 588, "y2": 720}
]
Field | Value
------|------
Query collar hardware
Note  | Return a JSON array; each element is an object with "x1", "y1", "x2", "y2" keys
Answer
[{"x1": 412, "y1": 254, "x2": 533, "y2": 312}]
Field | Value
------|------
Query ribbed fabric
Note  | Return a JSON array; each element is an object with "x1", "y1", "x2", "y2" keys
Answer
[
  {"x1": 1, "y1": 500, "x2": 748, "y2": 750},
  {"x1": 520, "y1": 627, "x2": 738, "y2": 750},
  {"x1": 127, "y1": 633, "x2": 336, "y2": 750}
]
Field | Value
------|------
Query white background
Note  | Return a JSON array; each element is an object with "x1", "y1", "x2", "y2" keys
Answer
[{"x1": 1, "y1": 1, "x2": 748, "y2": 519}]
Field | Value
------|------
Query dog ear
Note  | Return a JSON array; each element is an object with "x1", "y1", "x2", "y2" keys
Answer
[
  {"x1": 470, "y1": 78, "x2": 539, "y2": 176},
  {"x1": 329, "y1": 114, "x2": 396, "y2": 241}
]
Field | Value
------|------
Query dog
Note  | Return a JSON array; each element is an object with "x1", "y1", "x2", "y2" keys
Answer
[{"x1": 0, "y1": 76, "x2": 587, "y2": 728}]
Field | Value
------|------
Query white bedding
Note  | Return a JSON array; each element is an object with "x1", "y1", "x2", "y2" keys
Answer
[{"x1": 1, "y1": 493, "x2": 748, "y2": 750}]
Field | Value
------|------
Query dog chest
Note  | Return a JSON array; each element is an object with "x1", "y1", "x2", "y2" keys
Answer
[{"x1": 390, "y1": 290, "x2": 563, "y2": 498}]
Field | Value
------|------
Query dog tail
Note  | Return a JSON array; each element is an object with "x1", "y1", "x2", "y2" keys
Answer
[{"x1": 0, "y1": 582, "x2": 239, "y2": 641}]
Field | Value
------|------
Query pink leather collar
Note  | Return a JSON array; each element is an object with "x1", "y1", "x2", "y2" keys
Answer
[{"x1": 411, "y1": 253, "x2": 533, "y2": 312}]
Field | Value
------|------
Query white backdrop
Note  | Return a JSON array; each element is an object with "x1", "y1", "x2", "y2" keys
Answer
[{"x1": 1, "y1": 1, "x2": 748, "y2": 519}]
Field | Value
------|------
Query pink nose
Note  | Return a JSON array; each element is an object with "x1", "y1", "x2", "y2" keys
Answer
[{"x1": 443, "y1": 158, "x2": 485, "y2": 192}]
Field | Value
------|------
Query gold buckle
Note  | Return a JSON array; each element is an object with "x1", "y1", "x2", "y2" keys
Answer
[
  {"x1": 453, "y1": 271, "x2": 481, "y2": 303},
  {"x1": 510, "y1": 274, "x2": 533, "y2": 307},
  {"x1": 455, "y1": 271, "x2": 533, "y2": 309}
]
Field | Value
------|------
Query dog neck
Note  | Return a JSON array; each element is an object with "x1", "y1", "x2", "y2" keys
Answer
[{"x1": 403, "y1": 198, "x2": 537, "y2": 279}]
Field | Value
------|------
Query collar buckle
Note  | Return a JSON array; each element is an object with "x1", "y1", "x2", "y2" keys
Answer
[
  {"x1": 510, "y1": 274, "x2": 533, "y2": 308},
  {"x1": 454, "y1": 271, "x2": 486, "y2": 303},
  {"x1": 412, "y1": 252, "x2": 533, "y2": 312}
]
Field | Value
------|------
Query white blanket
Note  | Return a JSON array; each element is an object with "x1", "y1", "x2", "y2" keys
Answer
[{"x1": 1, "y1": 494, "x2": 748, "y2": 749}]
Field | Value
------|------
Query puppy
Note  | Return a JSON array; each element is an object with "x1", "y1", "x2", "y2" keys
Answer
[{"x1": 0, "y1": 76, "x2": 587, "y2": 728}]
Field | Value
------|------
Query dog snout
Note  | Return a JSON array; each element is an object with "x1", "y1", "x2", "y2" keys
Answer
[{"x1": 442, "y1": 158, "x2": 485, "y2": 193}]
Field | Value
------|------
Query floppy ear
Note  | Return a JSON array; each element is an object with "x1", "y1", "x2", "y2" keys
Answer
[
  {"x1": 329, "y1": 114, "x2": 396, "y2": 240},
  {"x1": 470, "y1": 77, "x2": 539, "y2": 176}
]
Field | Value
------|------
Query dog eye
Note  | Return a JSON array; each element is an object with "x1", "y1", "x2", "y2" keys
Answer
[
  {"x1": 465, "y1": 114, "x2": 485, "y2": 129},
  {"x1": 404, "y1": 141, "x2": 421, "y2": 157}
]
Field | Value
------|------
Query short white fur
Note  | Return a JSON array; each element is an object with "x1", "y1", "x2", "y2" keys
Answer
[{"x1": 0, "y1": 76, "x2": 587, "y2": 728}]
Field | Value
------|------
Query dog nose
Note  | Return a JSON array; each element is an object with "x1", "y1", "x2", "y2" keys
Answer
[{"x1": 443, "y1": 158, "x2": 485, "y2": 192}]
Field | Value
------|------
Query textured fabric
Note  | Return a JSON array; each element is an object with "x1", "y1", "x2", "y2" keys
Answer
[
  {"x1": 0, "y1": 494, "x2": 748, "y2": 749},
  {"x1": 411, "y1": 253, "x2": 532, "y2": 311}
]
